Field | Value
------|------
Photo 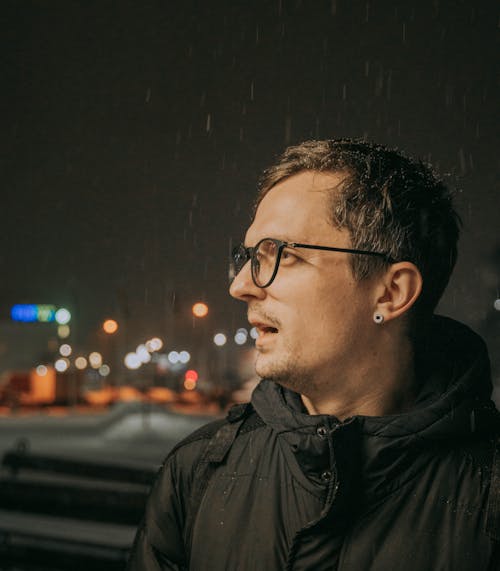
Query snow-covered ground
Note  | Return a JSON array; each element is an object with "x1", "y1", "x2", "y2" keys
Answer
[{"x1": 0, "y1": 402, "x2": 217, "y2": 467}]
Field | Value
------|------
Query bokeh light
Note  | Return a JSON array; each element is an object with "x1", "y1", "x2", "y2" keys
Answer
[
  {"x1": 89, "y1": 352, "x2": 103, "y2": 369},
  {"x1": 103, "y1": 319, "x2": 119, "y2": 334},
  {"x1": 184, "y1": 378, "x2": 196, "y2": 390},
  {"x1": 59, "y1": 344, "x2": 72, "y2": 357},
  {"x1": 99, "y1": 364, "x2": 110, "y2": 377},
  {"x1": 234, "y1": 331, "x2": 247, "y2": 345},
  {"x1": 168, "y1": 351, "x2": 180, "y2": 364},
  {"x1": 192, "y1": 302, "x2": 209, "y2": 318},
  {"x1": 57, "y1": 325, "x2": 70, "y2": 338},
  {"x1": 179, "y1": 350, "x2": 191, "y2": 364},
  {"x1": 185, "y1": 369, "x2": 199, "y2": 382},
  {"x1": 36, "y1": 365, "x2": 48, "y2": 376},
  {"x1": 75, "y1": 357, "x2": 88, "y2": 370},
  {"x1": 54, "y1": 358, "x2": 69, "y2": 372},
  {"x1": 214, "y1": 333, "x2": 227, "y2": 346},
  {"x1": 55, "y1": 308, "x2": 71, "y2": 325},
  {"x1": 136, "y1": 344, "x2": 152, "y2": 363},
  {"x1": 124, "y1": 352, "x2": 141, "y2": 370},
  {"x1": 147, "y1": 337, "x2": 163, "y2": 351},
  {"x1": 157, "y1": 354, "x2": 169, "y2": 372}
]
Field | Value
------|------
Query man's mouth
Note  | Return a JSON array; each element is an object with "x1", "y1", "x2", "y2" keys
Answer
[
  {"x1": 248, "y1": 313, "x2": 280, "y2": 339},
  {"x1": 252, "y1": 323, "x2": 279, "y2": 337},
  {"x1": 257, "y1": 325, "x2": 278, "y2": 335}
]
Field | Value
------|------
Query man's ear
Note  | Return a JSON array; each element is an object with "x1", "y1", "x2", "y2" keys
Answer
[{"x1": 374, "y1": 262, "x2": 423, "y2": 322}]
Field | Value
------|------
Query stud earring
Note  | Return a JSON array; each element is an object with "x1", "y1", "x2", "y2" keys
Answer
[{"x1": 373, "y1": 313, "x2": 384, "y2": 324}]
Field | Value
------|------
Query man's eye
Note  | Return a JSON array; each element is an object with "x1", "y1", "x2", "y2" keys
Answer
[{"x1": 281, "y1": 250, "x2": 298, "y2": 263}]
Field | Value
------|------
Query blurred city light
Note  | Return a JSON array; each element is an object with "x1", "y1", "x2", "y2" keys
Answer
[
  {"x1": 36, "y1": 365, "x2": 48, "y2": 376},
  {"x1": 103, "y1": 319, "x2": 119, "y2": 334},
  {"x1": 59, "y1": 344, "x2": 72, "y2": 357},
  {"x1": 11, "y1": 304, "x2": 56, "y2": 323},
  {"x1": 31, "y1": 366, "x2": 56, "y2": 402},
  {"x1": 57, "y1": 324, "x2": 70, "y2": 338},
  {"x1": 214, "y1": 333, "x2": 227, "y2": 346},
  {"x1": 54, "y1": 358, "x2": 69, "y2": 372},
  {"x1": 157, "y1": 354, "x2": 169, "y2": 372},
  {"x1": 146, "y1": 337, "x2": 163, "y2": 352},
  {"x1": 168, "y1": 351, "x2": 180, "y2": 364},
  {"x1": 179, "y1": 350, "x2": 191, "y2": 364},
  {"x1": 184, "y1": 369, "x2": 198, "y2": 390},
  {"x1": 234, "y1": 331, "x2": 247, "y2": 345},
  {"x1": 37, "y1": 305, "x2": 56, "y2": 322},
  {"x1": 89, "y1": 352, "x2": 103, "y2": 369},
  {"x1": 184, "y1": 378, "x2": 196, "y2": 390},
  {"x1": 11, "y1": 304, "x2": 38, "y2": 322},
  {"x1": 192, "y1": 302, "x2": 209, "y2": 318},
  {"x1": 185, "y1": 369, "x2": 199, "y2": 382},
  {"x1": 494, "y1": 299, "x2": 500, "y2": 311},
  {"x1": 124, "y1": 352, "x2": 141, "y2": 370},
  {"x1": 136, "y1": 344, "x2": 152, "y2": 363},
  {"x1": 75, "y1": 356, "x2": 88, "y2": 370},
  {"x1": 99, "y1": 364, "x2": 111, "y2": 377},
  {"x1": 55, "y1": 308, "x2": 71, "y2": 324},
  {"x1": 250, "y1": 327, "x2": 258, "y2": 340}
]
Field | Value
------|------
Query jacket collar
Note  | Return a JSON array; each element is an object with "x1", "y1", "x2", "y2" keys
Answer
[{"x1": 251, "y1": 316, "x2": 498, "y2": 499}]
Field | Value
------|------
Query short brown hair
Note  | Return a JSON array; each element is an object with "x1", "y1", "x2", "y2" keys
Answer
[{"x1": 256, "y1": 138, "x2": 461, "y2": 315}]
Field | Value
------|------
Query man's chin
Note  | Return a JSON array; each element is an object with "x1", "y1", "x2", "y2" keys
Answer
[
  {"x1": 255, "y1": 355, "x2": 280, "y2": 379},
  {"x1": 255, "y1": 361, "x2": 289, "y2": 386}
]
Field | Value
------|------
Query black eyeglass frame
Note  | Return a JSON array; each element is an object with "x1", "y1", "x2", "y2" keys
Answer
[{"x1": 230, "y1": 237, "x2": 396, "y2": 289}]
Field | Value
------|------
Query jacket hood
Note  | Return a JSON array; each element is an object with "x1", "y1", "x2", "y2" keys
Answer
[
  {"x1": 252, "y1": 315, "x2": 497, "y2": 440},
  {"x1": 251, "y1": 316, "x2": 499, "y2": 499}
]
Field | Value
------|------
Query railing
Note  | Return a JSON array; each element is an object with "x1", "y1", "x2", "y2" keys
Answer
[{"x1": 0, "y1": 448, "x2": 158, "y2": 570}]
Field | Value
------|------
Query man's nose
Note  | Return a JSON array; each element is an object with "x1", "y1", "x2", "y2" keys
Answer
[{"x1": 229, "y1": 261, "x2": 266, "y2": 301}]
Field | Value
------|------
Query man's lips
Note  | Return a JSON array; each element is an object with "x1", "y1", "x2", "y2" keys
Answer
[
  {"x1": 249, "y1": 320, "x2": 279, "y2": 335},
  {"x1": 254, "y1": 323, "x2": 279, "y2": 334}
]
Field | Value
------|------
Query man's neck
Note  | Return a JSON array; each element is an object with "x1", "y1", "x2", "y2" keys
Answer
[{"x1": 300, "y1": 338, "x2": 416, "y2": 420}]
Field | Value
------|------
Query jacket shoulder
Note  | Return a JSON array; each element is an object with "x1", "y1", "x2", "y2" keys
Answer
[{"x1": 166, "y1": 402, "x2": 263, "y2": 463}]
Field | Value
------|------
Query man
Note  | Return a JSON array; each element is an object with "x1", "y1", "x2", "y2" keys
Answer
[{"x1": 128, "y1": 139, "x2": 499, "y2": 570}]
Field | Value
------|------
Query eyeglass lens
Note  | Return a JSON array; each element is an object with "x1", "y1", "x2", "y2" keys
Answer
[
  {"x1": 230, "y1": 239, "x2": 280, "y2": 287},
  {"x1": 252, "y1": 239, "x2": 279, "y2": 287}
]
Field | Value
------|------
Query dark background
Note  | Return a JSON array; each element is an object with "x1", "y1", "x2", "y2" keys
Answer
[{"x1": 1, "y1": 0, "x2": 498, "y2": 384}]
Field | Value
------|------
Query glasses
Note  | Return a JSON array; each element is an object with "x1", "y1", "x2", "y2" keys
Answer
[{"x1": 230, "y1": 237, "x2": 395, "y2": 288}]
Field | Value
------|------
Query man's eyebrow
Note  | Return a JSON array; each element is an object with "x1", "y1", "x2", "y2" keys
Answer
[
  {"x1": 274, "y1": 235, "x2": 296, "y2": 243},
  {"x1": 243, "y1": 235, "x2": 297, "y2": 247}
]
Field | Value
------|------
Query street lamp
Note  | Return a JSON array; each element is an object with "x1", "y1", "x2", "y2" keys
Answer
[
  {"x1": 192, "y1": 302, "x2": 209, "y2": 318},
  {"x1": 103, "y1": 319, "x2": 119, "y2": 334}
]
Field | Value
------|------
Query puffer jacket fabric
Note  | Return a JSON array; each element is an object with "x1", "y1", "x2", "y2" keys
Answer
[{"x1": 128, "y1": 316, "x2": 500, "y2": 571}]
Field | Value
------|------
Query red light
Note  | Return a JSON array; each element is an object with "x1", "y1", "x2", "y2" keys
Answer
[{"x1": 185, "y1": 369, "x2": 198, "y2": 382}]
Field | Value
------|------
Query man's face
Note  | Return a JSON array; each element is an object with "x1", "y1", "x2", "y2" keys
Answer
[{"x1": 229, "y1": 170, "x2": 379, "y2": 397}]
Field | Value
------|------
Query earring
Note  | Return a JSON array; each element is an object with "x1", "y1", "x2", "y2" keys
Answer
[{"x1": 373, "y1": 313, "x2": 384, "y2": 324}]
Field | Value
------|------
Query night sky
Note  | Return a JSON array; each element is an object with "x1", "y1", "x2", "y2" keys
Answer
[{"x1": 2, "y1": 1, "x2": 498, "y2": 377}]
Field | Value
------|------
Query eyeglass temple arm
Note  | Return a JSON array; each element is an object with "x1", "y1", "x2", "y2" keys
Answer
[{"x1": 289, "y1": 242, "x2": 394, "y2": 262}]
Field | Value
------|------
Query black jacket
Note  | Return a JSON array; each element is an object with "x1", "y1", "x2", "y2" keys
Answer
[{"x1": 128, "y1": 316, "x2": 500, "y2": 570}]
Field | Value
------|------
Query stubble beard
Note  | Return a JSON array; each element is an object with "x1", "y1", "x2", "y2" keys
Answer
[{"x1": 254, "y1": 342, "x2": 313, "y2": 396}]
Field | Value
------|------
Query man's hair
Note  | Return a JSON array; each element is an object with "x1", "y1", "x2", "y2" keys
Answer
[{"x1": 256, "y1": 138, "x2": 461, "y2": 316}]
